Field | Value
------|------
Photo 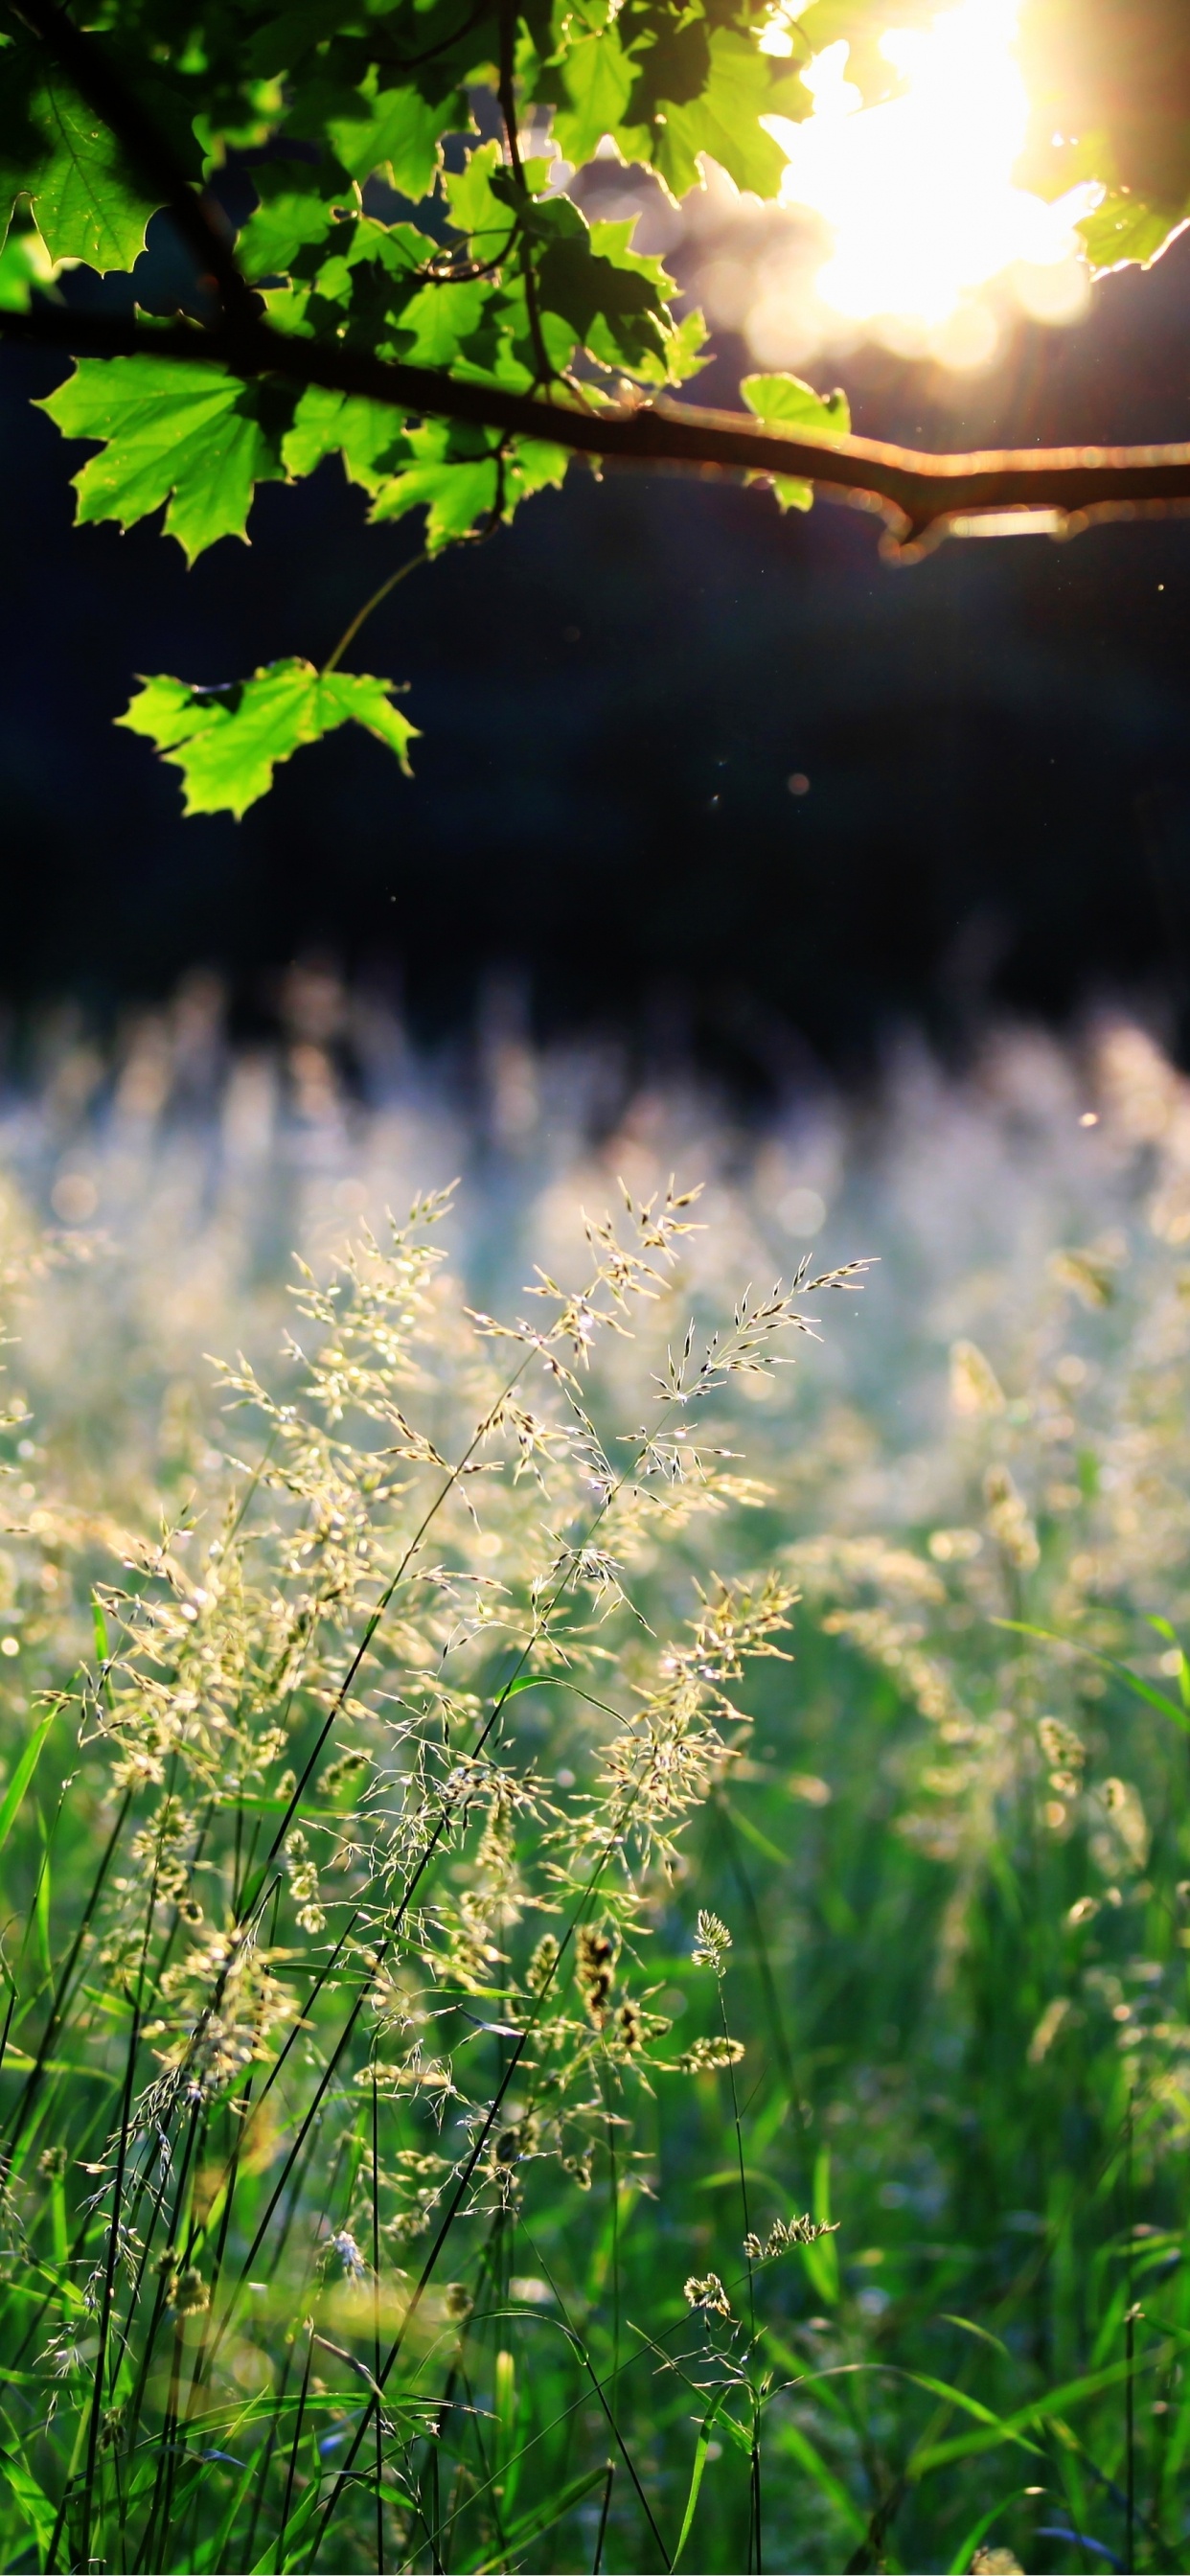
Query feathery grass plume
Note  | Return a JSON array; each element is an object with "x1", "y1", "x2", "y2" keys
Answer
[
  {"x1": 574, "y1": 1924, "x2": 618, "y2": 2028},
  {"x1": 950, "y1": 1337, "x2": 1006, "y2": 1415},
  {"x1": 684, "y1": 2271, "x2": 733, "y2": 2317},
  {"x1": 984, "y1": 1463, "x2": 1041, "y2": 1573},
  {"x1": 759, "y1": 2213, "x2": 838, "y2": 2256},
  {"x1": 9, "y1": 1006, "x2": 1190, "y2": 2569},
  {"x1": 165, "y1": 2264, "x2": 209, "y2": 2316},
  {"x1": 679, "y1": 2034, "x2": 745, "y2": 2071},
  {"x1": 0, "y1": 1160, "x2": 861, "y2": 2575},
  {"x1": 1039, "y1": 1713, "x2": 1086, "y2": 1794},
  {"x1": 1049, "y1": 1240, "x2": 1125, "y2": 1309},
  {"x1": 692, "y1": 1908, "x2": 733, "y2": 1972}
]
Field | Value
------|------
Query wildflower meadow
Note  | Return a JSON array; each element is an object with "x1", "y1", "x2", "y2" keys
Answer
[{"x1": 2, "y1": 999, "x2": 1190, "y2": 2572}]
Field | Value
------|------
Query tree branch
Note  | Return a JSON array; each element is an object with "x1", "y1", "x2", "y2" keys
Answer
[
  {"x1": 10, "y1": 0, "x2": 1190, "y2": 553},
  {"x1": 7, "y1": 301, "x2": 1190, "y2": 547}
]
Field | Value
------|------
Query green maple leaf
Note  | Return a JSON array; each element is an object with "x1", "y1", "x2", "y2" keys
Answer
[
  {"x1": 329, "y1": 75, "x2": 465, "y2": 198},
  {"x1": 517, "y1": 200, "x2": 672, "y2": 370},
  {"x1": 543, "y1": 5, "x2": 815, "y2": 203},
  {"x1": 22, "y1": 76, "x2": 154, "y2": 269},
  {"x1": 378, "y1": 456, "x2": 500, "y2": 546},
  {"x1": 650, "y1": 28, "x2": 812, "y2": 201},
  {"x1": 392, "y1": 275, "x2": 494, "y2": 367},
  {"x1": 0, "y1": 37, "x2": 200, "y2": 272},
  {"x1": 791, "y1": 0, "x2": 932, "y2": 103},
  {"x1": 444, "y1": 143, "x2": 517, "y2": 259},
  {"x1": 38, "y1": 357, "x2": 293, "y2": 562},
  {"x1": 236, "y1": 171, "x2": 355, "y2": 281},
  {"x1": 1077, "y1": 187, "x2": 1184, "y2": 270},
  {"x1": 549, "y1": 23, "x2": 636, "y2": 166},
  {"x1": 370, "y1": 421, "x2": 569, "y2": 549},
  {"x1": 281, "y1": 387, "x2": 414, "y2": 491},
  {"x1": 741, "y1": 370, "x2": 850, "y2": 510},
  {"x1": 632, "y1": 301, "x2": 709, "y2": 386},
  {"x1": 741, "y1": 372, "x2": 850, "y2": 435},
  {"x1": 0, "y1": 218, "x2": 58, "y2": 311},
  {"x1": 118, "y1": 660, "x2": 419, "y2": 818},
  {"x1": 1018, "y1": 0, "x2": 1190, "y2": 268}
]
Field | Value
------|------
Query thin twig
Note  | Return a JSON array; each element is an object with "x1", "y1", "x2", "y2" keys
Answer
[
  {"x1": 322, "y1": 551, "x2": 428, "y2": 677},
  {"x1": 593, "y1": 2458, "x2": 615, "y2": 2574},
  {"x1": 495, "y1": 0, "x2": 552, "y2": 394}
]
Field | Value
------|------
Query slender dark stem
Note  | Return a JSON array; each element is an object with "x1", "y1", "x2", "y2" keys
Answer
[
  {"x1": 751, "y1": 2408, "x2": 764, "y2": 2576},
  {"x1": 213, "y1": 1309, "x2": 634, "y2": 2373},
  {"x1": 240, "y1": 1342, "x2": 539, "y2": 1918},
  {"x1": 579, "y1": 2344, "x2": 670, "y2": 2571},
  {"x1": 0, "y1": 1980, "x2": 16, "y2": 2087},
  {"x1": 494, "y1": 0, "x2": 551, "y2": 394},
  {"x1": 124, "y1": 2096, "x2": 205, "y2": 2479},
  {"x1": 215, "y1": 2002, "x2": 368, "y2": 2341},
  {"x1": 1126, "y1": 2092, "x2": 1136, "y2": 2574},
  {"x1": 313, "y1": 1780, "x2": 661, "y2": 2564},
  {"x1": 145, "y1": 2314, "x2": 188, "y2": 2574},
  {"x1": 184, "y1": 2072, "x2": 254, "y2": 2424},
  {"x1": 276, "y1": 2326, "x2": 316, "y2": 2574},
  {"x1": 77, "y1": 1993, "x2": 141, "y2": 2566},
  {"x1": 1, "y1": 1787, "x2": 131, "y2": 2169},
  {"x1": 719, "y1": 1977, "x2": 754, "y2": 2339},
  {"x1": 235, "y1": 1911, "x2": 363, "y2": 2163},
  {"x1": 592, "y1": 2458, "x2": 615, "y2": 2574},
  {"x1": 242, "y1": 2334, "x2": 298, "y2": 2571},
  {"x1": 372, "y1": 2065, "x2": 385, "y2": 2576},
  {"x1": 604, "y1": 2067, "x2": 621, "y2": 2449},
  {"x1": 322, "y1": 549, "x2": 428, "y2": 678},
  {"x1": 715, "y1": 1790, "x2": 808, "y2": 2150},
  {"x1": 718, "y1": 1959, "x2": 761, "y2": 2573},
  {"x1": 428, "y1": 2426, "x2": 443, "y2": 2576},
  {"x1": 134, "y1": 2105, "x2": 212, "y2": 2575},
  {"x1": 370, "y1": 0, "x2": 489, "y2": 75}
]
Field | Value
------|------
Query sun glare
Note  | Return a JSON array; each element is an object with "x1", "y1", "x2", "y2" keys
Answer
[{"x1": 758, "y1": 0, "x2": 1097, "y2": 368}]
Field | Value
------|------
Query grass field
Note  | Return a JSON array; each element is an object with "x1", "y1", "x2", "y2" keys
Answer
[{"x1": 3, "y1": 997, "x2": 1190, "y2": 2574}]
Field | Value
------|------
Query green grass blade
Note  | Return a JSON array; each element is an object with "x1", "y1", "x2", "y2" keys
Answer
[
  {"x1": 470, "y1": 2461, "x2": 611, "y2": 2571},
  {"x1": 910, "y1": 2345, "x2": 1171, "y2": 2476},
  {"x1": 768, "y1": 2417, "x2": 868, "y2": 2541},
  {"x1": 995, "y1": 1618, "x2": 1190, "y2": 1732},
  {"x1": 0, "y1": 1709, "x2": 56, "y2": 1858},
  {"x1": 948, "y1": 2487, "x2": 1035, "y2": 2574},
  {"x1": 673, "y1": 2390, "x2": 728, "y2": 2569}
]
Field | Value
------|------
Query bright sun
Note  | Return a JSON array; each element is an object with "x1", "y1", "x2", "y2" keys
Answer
[{"x1": 757, "y1": 0, "x2": 1099, "y2": 368}]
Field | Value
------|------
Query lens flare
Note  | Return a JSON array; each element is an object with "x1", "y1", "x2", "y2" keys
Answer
[{"x1": 762, "y1": 0, "x2": 1097, "y2": 357}]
